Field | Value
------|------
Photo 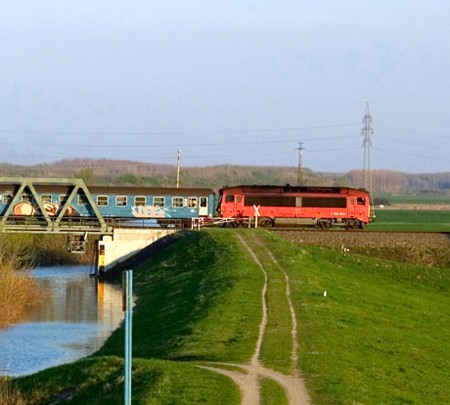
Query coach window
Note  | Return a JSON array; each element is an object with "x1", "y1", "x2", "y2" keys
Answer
[
  {"x1": 78, "y1": 195, "x2": 89, "y2": 205},
  {"x1": 153, "y1": 196, "x2": 165, "y2": 207},
  {"x1": 188, "y1": 197, "x2": 197, "y2": 208},
  {"x1": 40, "y1": 194, "x2": 52, "y2": 204},
  {"x1": 116, "y1": 196, "x2": 127, "y2": 207},
  {"x1": 172, "y1": 197, "x2": 184, "y2": 208},
  {"x1": 2, "y1": 194, "x2": 12, "y2": 204},
  {"x1": 357, "y1": 197, "x2": 365, "y2": 205},
  {"x1": 134, "y1": 196, "x2": 146, "y2": 207},
  {"x1": 97, "y1": 195, "x2": 109, "y2": 207},
  {"x1": 59, "y1": 195, "x2": 69, "y2": 205}
]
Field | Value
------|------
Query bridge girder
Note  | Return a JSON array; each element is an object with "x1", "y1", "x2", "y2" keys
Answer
[{"x1": 0, "y1": 177, "x2": 111, "y2": 234}]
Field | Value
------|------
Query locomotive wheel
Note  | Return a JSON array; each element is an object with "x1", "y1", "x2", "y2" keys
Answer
[
  {"x1": 345, "y1": 220, "x2": 361, "y2": 230},
  {"x1": 259, "y1": 218, "x2": 273, "y2": 228},
  {"x1": 319, "y1": 220, "x2": 331, "y2": 230}
]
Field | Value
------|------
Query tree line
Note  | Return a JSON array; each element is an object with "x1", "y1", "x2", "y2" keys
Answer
[{"x1": 0, "y1": 158, "x2": 449, "y2": 194}]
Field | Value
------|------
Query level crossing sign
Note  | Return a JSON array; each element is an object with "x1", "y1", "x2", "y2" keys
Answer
[{"x1": 253, "y1": 205, "x2": 261, "y2": 228}]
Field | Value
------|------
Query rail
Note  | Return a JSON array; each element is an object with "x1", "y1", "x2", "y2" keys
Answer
[{"x1": 191, "y1": 217, "x2": 248, "y2": 229}]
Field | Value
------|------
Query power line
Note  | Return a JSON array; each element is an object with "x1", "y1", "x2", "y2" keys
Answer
[
  {"x1": 0, "y1": 123, "x2": 359, "y2": 136},
  {"x1": 0, "y1": 135, "x2": 361, "y2": 149},
  {"x1": 373, "y1": 147, "x2": 450, "y2": 163}
]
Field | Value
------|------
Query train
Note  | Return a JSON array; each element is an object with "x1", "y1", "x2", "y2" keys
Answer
[
  {"x1": 0, "y1": 179, "x2": 371, "y2": 230},
  {"x1": 217, "y1": 185, "x2": 371, "y2": 229},
  {"x1": 0, "y1": 182, "x2": 215, "y2": 228}
]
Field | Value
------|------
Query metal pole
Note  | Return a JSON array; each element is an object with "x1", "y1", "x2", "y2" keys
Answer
[
  {"x1": 123, "y1": 270, "x2": 133, "y2": 405},
  {"x1": 176, "y1": 150, "x2": 181, "y2": 188},
  {"x1": 296, "y1": 142, "x2": 304, "y2": 186}
]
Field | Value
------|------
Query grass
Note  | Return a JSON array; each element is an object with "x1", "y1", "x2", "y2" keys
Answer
[
  {"x1": 260, "y1": 378, "x2": 288, "y2": 405},
  {"x1": 257, "y1": 231, "x2": 450, "y2": 404},
  {"x1": 97, "y1": 231, "x2": 263, "y2": 363},
  {"x1": 11, "y1": 357, "x2": 239, "y2": 404},
  {"x1": 369, "y1": 209, "x2": 450, "y2": 231},
  {"x1": 9, "y1": 229, "x2": 450, "y2": 404}
]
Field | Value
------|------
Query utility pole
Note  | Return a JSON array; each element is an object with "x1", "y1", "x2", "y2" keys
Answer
[
  {"x1": 296, "y1": 142, "x2": 305, "y2": 186},
  {"x1": 362, "y1": 102, "x2": 373, "y2": 194},
  {"x1": 176, "y1": 150, "x2": 181, "y2": 188}
]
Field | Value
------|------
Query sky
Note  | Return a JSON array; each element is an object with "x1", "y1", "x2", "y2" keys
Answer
[{"x1": 1, "y1": 1, "x2": 450, "y2": 173}]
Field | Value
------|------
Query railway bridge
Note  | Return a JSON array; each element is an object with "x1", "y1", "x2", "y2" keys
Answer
[{"x1": 0, "y1": 177, "x2": 179, "y2": 275}]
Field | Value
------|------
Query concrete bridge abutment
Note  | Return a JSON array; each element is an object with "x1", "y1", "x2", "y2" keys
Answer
[{"x1": 97, "y1": 228, "x2": 176, "y2": 275}]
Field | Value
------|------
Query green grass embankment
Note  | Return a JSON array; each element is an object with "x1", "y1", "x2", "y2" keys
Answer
[
  {"x1": 10, "y1": 229, "x2": 450, "y2": 404},
  {"x1": 11, "y1": 230, "x2": 263, "y2": 404}
]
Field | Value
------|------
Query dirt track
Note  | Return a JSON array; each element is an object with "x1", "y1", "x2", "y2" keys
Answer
[{"x1": 199, "y1": 234, "x2": 311, "y2": 405}]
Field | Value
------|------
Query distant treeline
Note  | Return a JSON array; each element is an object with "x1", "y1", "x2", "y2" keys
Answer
[{"x1": 1, "y1": 158, "x2": 449, "y2": 194}]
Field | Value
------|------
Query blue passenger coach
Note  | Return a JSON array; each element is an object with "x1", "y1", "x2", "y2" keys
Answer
[{"x1": 0, "y1": 183, "x2": 215, "y2": 227}]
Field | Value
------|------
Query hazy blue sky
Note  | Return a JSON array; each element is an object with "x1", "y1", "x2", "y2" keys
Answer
[{"x1": 1, "y1": 1, "x2": 450, "y2": 173}]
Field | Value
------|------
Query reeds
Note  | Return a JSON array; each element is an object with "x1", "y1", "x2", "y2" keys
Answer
[
  {"x1": 0, "y1": 262, "x2": 42, "y2": 328},
  {"x1": 0, "y1": 234, "x2": 43, "y2": 329},
  {"x1": 0, "y1": 374, "x2": 27, "y2": 405}
]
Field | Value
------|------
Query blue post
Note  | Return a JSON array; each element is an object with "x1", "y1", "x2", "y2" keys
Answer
[{"x1": 123, "y1": 270, "x2": 133, "y2": 405}]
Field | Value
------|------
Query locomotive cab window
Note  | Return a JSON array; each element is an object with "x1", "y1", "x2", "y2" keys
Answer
[
  {"x1": 134, "y1": 196, "x2": 146, "y2": 207},
  {"x1": 349, "y1": 198, "x2": 355, "y2": 205},
  {"x1": 116, "y1": 196, "x2": 128, "y2": 207},
  {"x1": 153, "y1": 196, "x2": 165, "y2": 207},
  {"x1": 357, "y1": 197, "x2": 366, "y2": 205},
  {"x1": 40, "y1": 194, "x2": 52, "y2": 204},
  {"x1": 225, "y1": 195, "x2": 235, "y2": 203},
  {"x1": 97, "y1": 195, "x2": 109, "y2": 207},
  {"x1": 172, "y1": 197, "x2": 184, "y2": 208}
]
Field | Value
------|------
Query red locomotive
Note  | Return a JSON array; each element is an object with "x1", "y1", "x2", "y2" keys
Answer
[{"x1": 217, "y1": 185, "x2": 371, "y2": 229}]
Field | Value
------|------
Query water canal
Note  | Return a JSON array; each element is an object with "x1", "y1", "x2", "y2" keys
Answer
[{"x1": 0, "y1": 265, "x2": 124, "y2": 377}]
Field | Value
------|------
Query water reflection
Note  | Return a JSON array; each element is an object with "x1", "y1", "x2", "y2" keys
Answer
[{"x1": 0, "y1": 265, "x2": 124, "y2": 377}]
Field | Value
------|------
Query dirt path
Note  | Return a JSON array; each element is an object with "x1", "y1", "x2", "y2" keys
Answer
[{"x1": 199, "y1": 234, "x2": 311, "y2": 405}]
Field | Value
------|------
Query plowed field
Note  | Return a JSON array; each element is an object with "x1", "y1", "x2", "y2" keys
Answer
[{"x1": 275, "y1": 230, "x2": 450, "y2": 268}]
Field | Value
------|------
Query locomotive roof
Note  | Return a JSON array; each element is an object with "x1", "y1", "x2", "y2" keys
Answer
[{"x1": 220, "y1": 185, "x2": 369, "y2": 195}]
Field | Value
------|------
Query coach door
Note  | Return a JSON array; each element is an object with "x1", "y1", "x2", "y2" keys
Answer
[{"x1": 199, "y1": 197, "x2": 208, "y2": 217}]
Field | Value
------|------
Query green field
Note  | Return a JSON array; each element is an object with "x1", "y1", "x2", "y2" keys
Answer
[
  {"x1": 8, "y1": 229, "x2": 450, "y2": 404},
  {"x1": 369, "y1": 209, "x2": 450, "y2": 231},
  {"x1": 376, "y1": 192, "x2": 450, "y2": 205}
]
